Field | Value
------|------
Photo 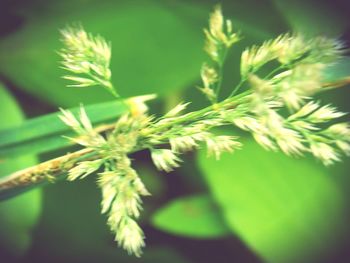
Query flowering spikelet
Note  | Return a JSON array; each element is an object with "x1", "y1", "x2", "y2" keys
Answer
[
  {"x1": 240, "y1": 33, "x2": 343, "y2": 80},
  {"x1": 241, "y1": 41, "x2": 277, "y2": 78},
  {"x1": 68, "y1": 159, "x2": 104, "y2": 181},
  {"x1": 151, "y1": 149, "x2": 182, "y2": 172},
  {"x1": 275, "y1": 128, "x2": 306, "y2": 156},
  {"x1": 240, "y1": 34, "x2": 298, "y2": 78},
  {"x1": 322, "y1": 123, "x2": 350, "y2": 156},
  {"x1": 164, "y1": 102, "x2": 190, "y2": 118},
  {"x1": 98, "y1": 155, "x2": 150, "y2": 257},
  {"x1": 233, "y1": 116, "x2": 265, "y2": 133},
  {"x1": 307, "y1": 37, "x2": 345, "y2": 63},
  {"x1": 204, "y1": 5, "x2": 240, "y2": 62},
  {"x1": 205, "y1": 135, "x2": 241, "y2": 160},
  {"x1": 60, "y1": 26, "x2": 118, "y2": 97},
  {"x1": 59, "y1": 108, "x2": 83, "y2": 133},
  {"x1": 253, "y1": 132, "x2": 277, "y2": 151},
  {"x1": 276, "y1": 63, "x2": 325, "y2": 109},
  {"x1": 310, "y1": 142, "x2": 340, "y2": 166},
  {"x1": 335, "y1": 140, "x2": 350, "y2": 156},
  {"x1": 59, "y1": 106, "x2": 106, "y2": 148},
  {"x1": 276, "y1": 34, "x2": 308, "y2": 65},
  {"x1": 325, "y1": 123, "x2": 350, "y2": 138},
  {"x1": 199, "y1": 63, "x2": 218, "y2": 102},
  {"x1": 308, "y1": 104, "x2": 346, "y2": 122},
  {"x1": 168, "y1": 130, "x2": 206, "y2": 152},
  {"x1": 201, "y1": 63, "x2": 218, "y2": 89},
  {"x1": 115, "y1": 217, "x2": 145, "y2": 257},
  {"x1": 288, "y1": 101, "x2": 320, "y2": 120},
  {"x1": 170, "y1": 136, "x2": 198, "y2": 153},
  {"x1": 248, "y1": 74, "x2": 274, "y2": 96}
]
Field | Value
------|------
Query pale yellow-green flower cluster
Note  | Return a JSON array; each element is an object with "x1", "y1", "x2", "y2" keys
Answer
[
  {"x1": 60, "y1": 106, "x2": 150, "y2": 257},
  {"x1": 204, "y1": 4, "x2": 240, "y2": 62},
  {"x1": 60, "y1": 26, "x2": 117, "y2": 97},
  {"x1": 240, "y1": 34, "x2": 342, "y2": 79},
  {"x1": 58, "y1": 5, "x2": 350, "y2": 258},
  {"x1": 200, "y1": 5, "x2": 240, "y2": 103},
  {"x1": 98, "y1": 155, "x2": 149, "y2": 257},
  {"x1": 230, "y1": 30, "x2": 347, "y2": 165},
  {"x1": 231, "y1": 72, "x2": 349, "y2": 165}
]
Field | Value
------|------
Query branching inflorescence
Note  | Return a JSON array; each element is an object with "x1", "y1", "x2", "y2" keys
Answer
[{"x1": 58, "y1": 5, "x2": 350, "y2": 256}]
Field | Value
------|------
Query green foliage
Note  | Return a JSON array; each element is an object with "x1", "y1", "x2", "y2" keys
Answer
[
  {"x1": 0, "y1": 84, "x2": 42, "y2": 256},
  {"x1": 152, "y1": 194, "x2": 230, "y2": 238},
  {"x1": 0, "y1": 1, "x2": 205, "y2": 107},
  {"x1": 198, "y1": 137, "x2": 344, "y2": 262}
]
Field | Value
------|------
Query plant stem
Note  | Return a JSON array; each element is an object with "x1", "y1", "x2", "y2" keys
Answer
[
  {"x1": 0, "y1": 148, "x2": 97, "y2": 200},
  {"x1": 0, "y1": 92, "x2": 251, "y2": 200},
  {"x1": 1, "y1": 77, "x2": 344, "y2": 201},
  {"x1": 229, "y1": 78, "x2": 246, "y2": 97},
  {"x1": 215, "y1": 47, "x2": 229, "y2": 100},
  {"x1": 144, "y1": 90, "x2": 251, "y2": 136}
]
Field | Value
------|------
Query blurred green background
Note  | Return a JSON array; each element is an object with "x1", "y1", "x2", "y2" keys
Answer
[{"x1": 0, "y1": 0, "x2": 350, "y2": 262}]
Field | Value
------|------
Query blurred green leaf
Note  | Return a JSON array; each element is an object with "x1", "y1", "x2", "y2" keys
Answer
[
  {"x1": 0, "y1": 1, "x2": 206, "y2": 107},
  {"x1": 0, "y1": 83, "x2": 42, "y2": 256},
  {"x1": 0, "y1": 99, "x2": 128, "y2": 159},
  {"x1": 198, "y1": 138, "x2": 344, "y2": 262},
  {"x1": 152, "y1": 194, "x2": 230, "y2": 238}
]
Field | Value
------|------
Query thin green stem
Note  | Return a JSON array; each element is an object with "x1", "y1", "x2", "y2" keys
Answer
[
  {"x1": 89, "y1": 73, "x2": 120, "y2": 99},
  {"x1": 0, "y1": 90, "x2": 252, "y2": 200},
  {"x1": 0, "y1": 148, "x2": 98, "y2": 200},
  {"x1": 215, "y1": 47, "x2": 229, "y2": 101},
  {"x1": 104, "y1": 82, "x2": 120, "y2": 99},
  {"x1": 229, "y1": 78, "x2": 246, "y2": 97},
  {"x1": 145, "y1": 90, "x2": 251, "y2": 136}
]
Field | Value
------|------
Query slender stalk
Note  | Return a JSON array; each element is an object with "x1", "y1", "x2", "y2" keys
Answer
[
  {"x1": 144, "y1": 90, "x2": 251, "y2": 136},
  {"x1": 229, "y1": 78, "x2": 246, "y2": 97},
  {"x1": 0, "y1": 79, "x2": 345, "y2": 200},
  {"x1": 0, "y1": 92, "x2": 251, "y2": 200},
  {"x1": 0, "y1": 148, "x2": 97, "y2": 200},
  {"x1": 214, "y1": 46, "x2": 229, "y2": 100},
  {"x1": 87, "y1": 72, "x2": 120, "y2": 99}
]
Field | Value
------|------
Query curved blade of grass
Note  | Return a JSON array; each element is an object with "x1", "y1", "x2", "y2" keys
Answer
[{"x1": 0, "y1": 100, "x2": 128, "y2": 159}]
